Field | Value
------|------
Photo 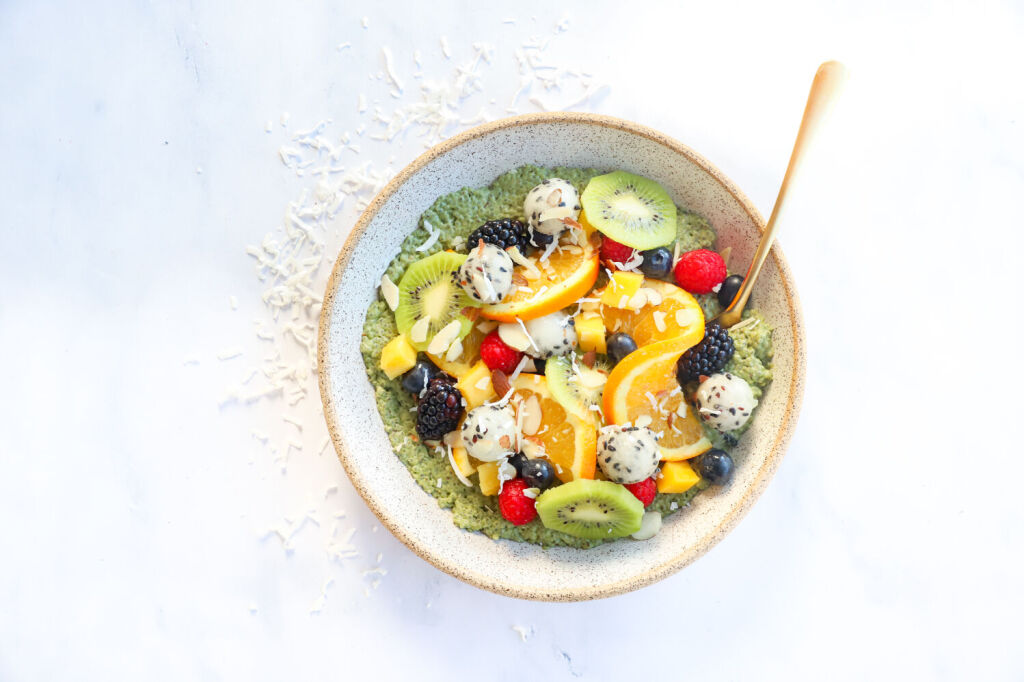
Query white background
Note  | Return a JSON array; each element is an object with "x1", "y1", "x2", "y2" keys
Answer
[{"x1": 1, "y1": 1, "x2": 1021, "y2": 680}]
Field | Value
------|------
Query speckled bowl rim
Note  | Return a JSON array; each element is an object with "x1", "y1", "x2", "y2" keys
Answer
[{"x1": 318, "y1": 112, "x2": 805, "y2": 602}]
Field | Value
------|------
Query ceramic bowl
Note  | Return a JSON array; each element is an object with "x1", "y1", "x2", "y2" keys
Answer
[{"x1": 318, "y1": 112, "x2": 805, "y2": 601}]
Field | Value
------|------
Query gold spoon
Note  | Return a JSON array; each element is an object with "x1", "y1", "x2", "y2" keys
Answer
[{"x1": 717, "y1": 60, "x2": 848, "y2": 328}]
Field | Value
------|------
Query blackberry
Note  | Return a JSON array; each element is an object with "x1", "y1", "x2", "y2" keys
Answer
[
  {"x1": 415, "y1": 377, "x2": 464, "y2": 441},
  {"x1": 465, "y1": 219, "x2": 531, "y2": 254},
  {"x1": 675, "y1": 321, "x2": 735, "y2": 384}
]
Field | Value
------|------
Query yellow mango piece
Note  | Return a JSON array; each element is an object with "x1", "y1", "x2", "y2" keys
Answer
[
  {"x1": 451, "y1": 446, "x2": 477, "y2": 479},
  {"x1": 477, "y1": 461, "x2": 500, "y2": 496},
  {"x1": 577, "y1": 209, "x2": 598, "y2": 236},
  {"x1": 576, "y1": 312, "x2": 606, "y2": 354},
  {"x1": 657, "y1": 460, "x2": 701, "y2": 494},
  {"x1": 379, "y1": 334, "x2": 417, "y2": 379},
  {"x1": 599, "y1": 271, "x2": 644, "y2": 309},
  {"x1": 456, "y1": 360, "x2": 496, "y2": 408}
]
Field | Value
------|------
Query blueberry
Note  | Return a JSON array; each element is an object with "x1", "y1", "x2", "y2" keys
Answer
[
  {"x1": 401, "y1": 358, "x2": 440, "y2": 394},
  {"x1": 639, "y1": 247, "x2": 673, "y2": 279},
  {"x1": 509, "y1": 452, "x2": 529, "y2": 476},
  {"x1": 606, "y1": 333, "x2": 638, "y2": 364},
  {"x1": 693, "y1": 449, "x2": 734, "y2": 486},
  {"x1": 717, "y1": 275, "x2": 745, "y2": 308},
  {"x1": 529, "y1": 229, "x2": 553, "y2": 248},
  {"x1": 521, "y1": 459, "x2": 555, "y2": 490}
]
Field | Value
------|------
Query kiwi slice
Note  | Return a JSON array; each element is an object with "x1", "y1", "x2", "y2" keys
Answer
[
  {"x1": 536, "y1": 479, "x2": 644, "y2": 539},
  {"x1": 545, "y1": 354, "x2": 611, "y2": 420},
  {"x1": 395, "y1": 252, "x2": 479, "y2": 351},
  {"x1": 580, "y1": 171, "x2": 677, "y2": 250}
]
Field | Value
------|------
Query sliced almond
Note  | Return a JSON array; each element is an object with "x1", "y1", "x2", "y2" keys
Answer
[
  {"x1": 445, "y1": 338, "x2": 463, "y2": 362},
  {"x1": 577, "y1": 368, "x2": 607, "y2": 390},
  {"x1": 546, "y1": 188, "x2": 562, "y2": 207},
  {"x1": 719, "y1": 246, "x2": 732, "y2": 269},
  {"x1": 635, "y1": 414, "x2": 653, "y2": 429},
  {"x1": 675, "y1": 308, "x2": 698, "y2": 327},
  {"x1": 491, "y1": 369, "x2": 512, "y2": 397},
  {"x1": 643, "y1": 287, "x2": 663, "y2": 306},
  {"x1": 519, "y1": 394, "x2": 542, "y2": 436},
  {"x1": 380, "y1": 274, "x2": 400, "y2": 311},
  {"x1": 498, "y1": 322, "x2": 532, "y2": 352},
  {"x1": 443, "y1": 430, "x2": 464, "y2": 448},
  {"x1": 652, "y1": 311, "x2": 667, "y2": 333},
  {"x1": 461, "y1": 306, "x2": 480, "y2": 321},
  {"x1": 628, "y1": 289, "x2": 648, "y2": 310},
  {"x1": 521, "y1": 436, "x2": 546, "y2": 460},
  {"x1": 507, "y1": 246, "x2": 542, "y2": 280},
  {"x1": 511, "y1": 272, "x2": 529, "y2": 287},
  {"x1": 476, "y1": 319, "x2": 498, "y2": 334},
  {"x1": 581, "y1": 350, "x2": 597, "y2": 368},
  {"x1": 426, "y1": 319, "x2": 461, "y2": 355},
  {"x1": 410, "y1": 317, "x2": 430, "y2": 344}
]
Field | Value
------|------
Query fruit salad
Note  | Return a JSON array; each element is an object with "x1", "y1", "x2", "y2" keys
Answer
[{"x1": 361, "y1": 165, "x2": 773, "y2": 548}]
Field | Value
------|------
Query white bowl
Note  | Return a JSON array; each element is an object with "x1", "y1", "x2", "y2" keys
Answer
[{"x1": 318, "y1": 113, "x2": 805, "y2": 601}]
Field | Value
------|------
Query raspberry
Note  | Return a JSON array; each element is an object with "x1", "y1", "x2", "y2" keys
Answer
[
  {"x1": 479, "y1": 331, "x2": 523, "y2": 374},
  {"x1": 600, "y1": 236, "x2": 637, "y2": 268},
  {"x1": 624, "y1": 478, "x2": 657, "y2": 507},
  {"x1": 498, "y1": 479, "x2": 537, "y2": 526},
  {"x1": 673, "y1": 249, "x2": 727, "y2": 294}
]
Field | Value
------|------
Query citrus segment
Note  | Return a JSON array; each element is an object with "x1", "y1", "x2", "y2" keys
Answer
[
  {"x1": 599, "y1": 280, "x2": 705, "y2": 347},
  {"x1": 602, "y1": 333, "x2": 710, "y2": 461},
  {"x1": 511, "y1": 374, "x2": 597, "y2": 483},
  {"x1": 481, "y1": 235, "x2": 600, "y2": 322}
]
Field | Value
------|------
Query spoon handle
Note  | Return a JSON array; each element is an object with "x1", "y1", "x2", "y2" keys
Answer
[{"x1": 717, "y1": 60, "x2": 848, "y2": 328}]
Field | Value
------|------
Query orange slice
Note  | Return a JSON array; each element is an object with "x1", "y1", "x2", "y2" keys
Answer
[
  {"x1": 511, "y1": 373, "x2": 597, "y2": 483},
  {"x1": 481, "y1": 234, "x2": 600, "y2": 322},
  {"x1": 602, "y1": 331, "x2": 711, "y2": 461},
  {"x1": 599, "y1": 280, "x2": 705, "y2": 347}
]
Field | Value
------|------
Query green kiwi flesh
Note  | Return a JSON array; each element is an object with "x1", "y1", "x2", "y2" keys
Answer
[
  {"x1": 580, "y1": 171, "x2": 677, "y2": 250},
  {"x1": 535, "y1": 479, "x2": 644, "y2": 539},
  {"x1": 395, "y1": 252, "x2": 479, "y2": 351},
  {"x1": 545, "y1": 354, "x2": 611, "y2": 421}
]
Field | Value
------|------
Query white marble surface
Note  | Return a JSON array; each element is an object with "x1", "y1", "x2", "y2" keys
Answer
[{"x1": 1, "y1": 2, "x2": 1021, "y2": 680}]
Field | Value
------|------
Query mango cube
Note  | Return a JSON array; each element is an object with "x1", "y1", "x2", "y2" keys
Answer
[
  {"x1": 577, "y1": 209, "x2": 598, "y2": 236},
  {"x1": 379, "y1": 334, "x2": 417, "y2": 379},
  {"x1": 477, "y1": 462, "x2": 500, "y2": 496},
  {"x1": 456, "y1": 360, "x2": 496, "y2": 408},
  {"x1": 600, "y1": 271, "x2": 644, "y2": 309},
  {"x1": 657, "y1": 460, "x2": 701, "y2": 494},
  {"x1": 576, "y1": 312, "x2": 606, "y2": 354},
  {"x1": 451, "y1": 446, "x2": 477, "y2": 479}
]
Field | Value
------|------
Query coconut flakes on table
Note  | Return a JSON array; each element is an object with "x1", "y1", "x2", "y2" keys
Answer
[
  {"x1": 511, "y1": 625, "x2": 535, "y2": 642},
  {"x1": 381, "y1": 47, "x2": 404, "y2": 94},
  {"x1": 218, "y1": 347, "x2": 244, "y2": 361}
]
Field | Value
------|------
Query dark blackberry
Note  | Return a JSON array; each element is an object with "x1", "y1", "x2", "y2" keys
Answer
[
  {"x1": 675, "y1": 321, "x2": 735, "y2": 384},
  {"x1": 415, "y1": 377, "x2": 464, "y2": 441},
  {"x1": 465, "y1": 219, "x2": 531, "y2": 254}
]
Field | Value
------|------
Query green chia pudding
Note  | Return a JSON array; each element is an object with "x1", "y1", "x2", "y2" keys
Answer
[{"x1": 360, "y1": 165, "x2": 773, "y2": 549}]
